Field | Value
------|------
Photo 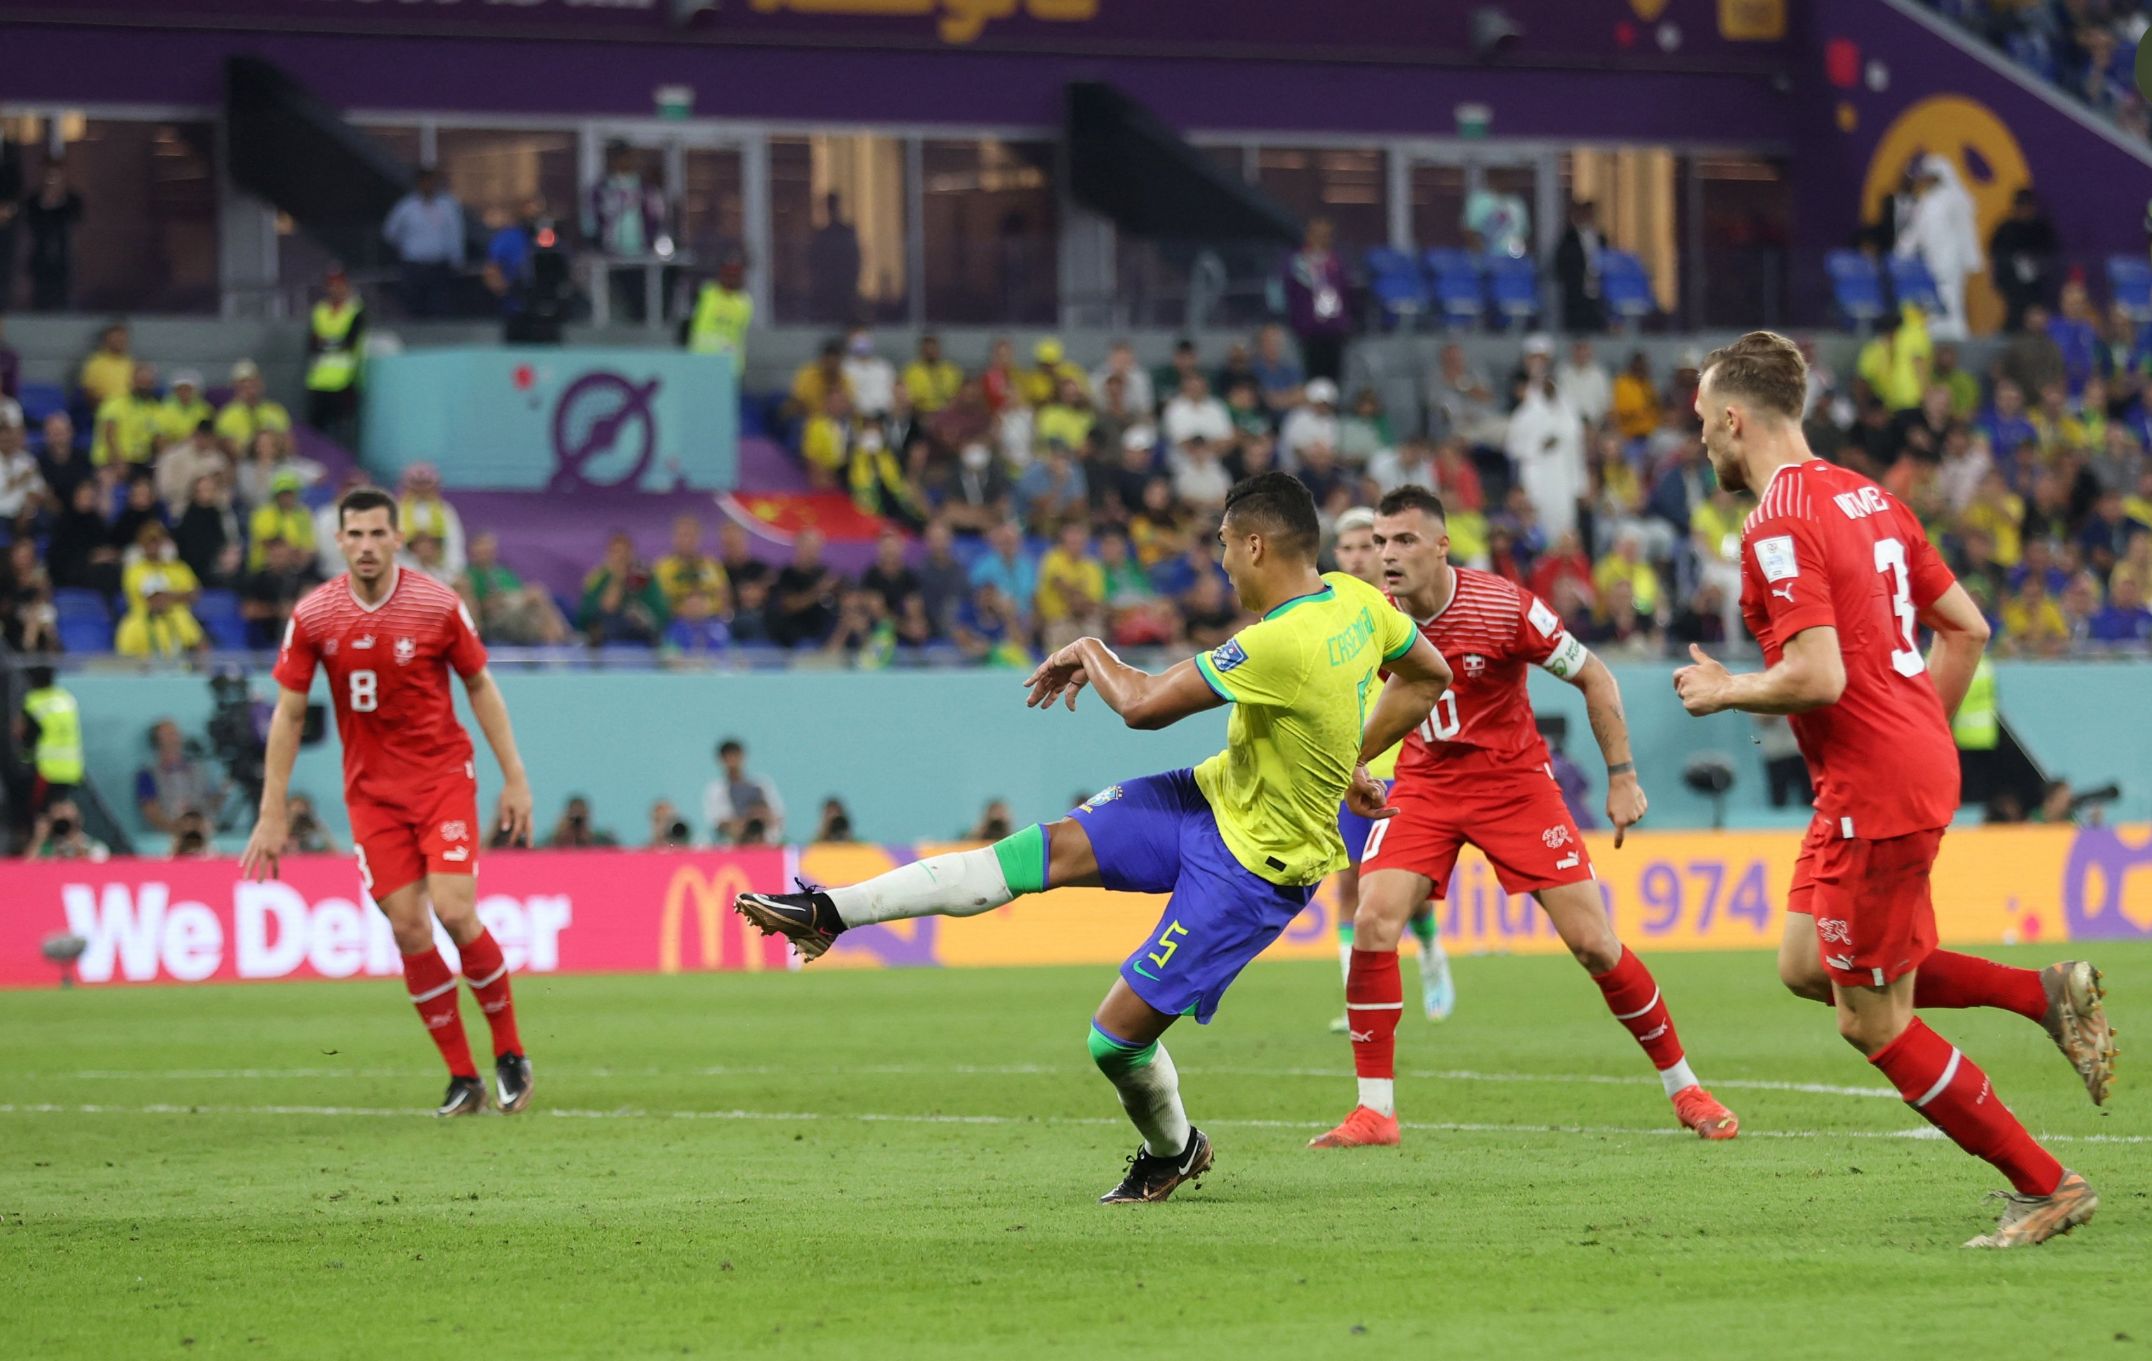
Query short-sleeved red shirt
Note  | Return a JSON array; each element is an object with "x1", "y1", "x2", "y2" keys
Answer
[
  {"x1": 1393, "y1": 565, "x2": 1584, "y2": 786},
  {"x1": 1736, "y1": 459, "x2": 1960, "y2": 840},
  {"x1": 272, "y1": 568, "x2": 488, "y2": 817}
]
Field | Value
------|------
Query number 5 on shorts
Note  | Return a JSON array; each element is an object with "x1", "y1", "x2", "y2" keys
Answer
[{"x1": 1147, "y1": 920, "x2": 1189, "y2": 970}]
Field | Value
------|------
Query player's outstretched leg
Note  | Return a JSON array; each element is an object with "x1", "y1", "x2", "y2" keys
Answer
[
  {"x1": 1777, "y1": 914, "x2": 2116, "y2": 1105},
  {"x1": 735, "y1": 824, "x2": 1051, "y2": 959},
  {"x1": 1089, "y1": 996, "x2": 1212, "y2": 1204},
  {"x1": 1538, "y1": 883, "x2": 1737, "y2": 1139},
  {"x1": 379, "y1": 882, "x2": 484, "y2": 1115},
  {"x1": 1845, "y1": 981, "x2": 2097, "y2": 1248},
  {"x1": 1407, "y1": 904, "x2": 1454, "y2": 1021}
]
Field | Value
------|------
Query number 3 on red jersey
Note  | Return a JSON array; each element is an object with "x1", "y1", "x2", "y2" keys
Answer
[{"x1": 1873, "y1": 538, "x2": 1924, "y2": 677}]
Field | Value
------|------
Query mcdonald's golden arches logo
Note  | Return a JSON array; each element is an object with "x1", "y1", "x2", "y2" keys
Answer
[{"x1": 659, "y1": 864, "x2": 791, "y2": 973}]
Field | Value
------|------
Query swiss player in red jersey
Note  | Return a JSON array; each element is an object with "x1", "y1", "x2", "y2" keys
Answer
[
  {"x1": 1311, "y1": 485, "x2": 1740, "y2": 1149},
  {"x1": 240, "y1": 487, "x2": 538, "y2": 1118},
  {"x1": 1675, "y1": 331, "x2": 2103, "y2": 1247}
]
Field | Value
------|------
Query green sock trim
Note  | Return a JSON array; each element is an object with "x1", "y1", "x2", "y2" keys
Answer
[
  {"x1": 1338, "y1": 921, "x2": 1356, "y2": 944},
  {"x1": 991, "y1": 824, "x2": 1048, "y2": 896},
  {"x1": 1088, "y1": 1022, "x2": 1158, "y2": 1076},
  {"x1": 1408, "y1": 912, "x2": 1436, "y2": 948}
]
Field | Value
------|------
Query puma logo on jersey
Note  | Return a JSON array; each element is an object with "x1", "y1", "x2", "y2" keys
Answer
[
  {"x1": 353, "y1": 634, "x2": 376, "y2": 649},
  {"x1": 440, "y1": 846, "x2": 470, "y2": 863},
  {"x1": 1771, "y1": 584, "x2": 1796, "y2": 604},
  {"x1": 1555, "y1": 852, "x2": 1580, "y2": 870},
  {"x1": 1832, "y1": 486, "x2": 1890, "y2": 520}
]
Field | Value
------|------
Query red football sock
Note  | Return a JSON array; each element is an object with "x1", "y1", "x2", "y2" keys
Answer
[
  {"x1": 1870, "y1": 1017, "x2": 2063, "y2": 1197},
  {"x1": 1345, "y1": 948, "x2": 1403, "y2": 1099},
  {"x1": 1913, "y1": 950, "x2": 2047, "y2": 1021},
  {"x1": 458, "y1": 928, "x2": 524, "y2": 1059},
  {"x1": 1591, "y1": 946, "x2": 1686, "y2": 1071},
  {"x1": 401, "y1": 947, "x2": 478, "y2": 1079}
]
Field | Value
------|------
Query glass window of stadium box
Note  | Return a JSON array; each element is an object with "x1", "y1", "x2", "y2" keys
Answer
[
  {"x1": 920, "y1": 138, "x2": 1057, "y2": 325},
  {"x1": 1558, "y1": 147, "x2": 1680, "y2": 321},
  {"x1": 6, "y1": 116, "x2": 219, "y2": 314},
  {"x1": 1689, "y1": 153, "x2": 1791, "y2": 331},
  {"x1": 1408, "y1": 161, "x2": 1469, "y2": 249},
  {"x1": 276, "y1": 121, "x2": 423, "y2": 307},
  {"x1": 1112, "y1": 140, "x2": 1277, "y2": 330},
  {"x1": 1254, "y1": 146, "x2": 1388, "y2": 256},
  {"x1": 770, "y1": 133, "x2": 909, "y2": 326},
  {"x1": 432, "y1": 126, "x2": 580, "y2": 243}
]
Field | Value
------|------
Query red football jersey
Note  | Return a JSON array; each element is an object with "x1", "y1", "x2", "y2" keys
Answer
[
  {"x1": 272, "y1": 567, "x2": 489, "y2": 816},
  {"x1": 1737, "y1": 459, "x2": 1960, "y2": 839},
  {"x1": 1393, "y1": 565, "x2": 1585, "y2": 784}
]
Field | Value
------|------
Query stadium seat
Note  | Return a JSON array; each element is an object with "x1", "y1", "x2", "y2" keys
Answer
[
  {"x1": 1599, "y1": 250, "x2": 1655, "y2": 325},
  {"x1": 1824, "y1": 250, "x2": 1885, "y2": 328},
  {"x1": 53, "y1": 587, "x2": 110, "y2": 625},
  {"x1": 18, "y1": 382, "x2": 68, "y2": 429},
  {"x1": 2109, "y1": 255, "x2": 2152, "y2": 324},
  {"x1": 57, "y1": 616, "x2": 113, "y2": 654},
  {"x1": 1362, "y1": 247, "x2": 1428, "y2": 329},
  {"x1": 1887, "y1": 255, "x2": 1942, "y2": 315},
  {"x1": 1484, "y1": 254, "x2": 1540, "y2": 326},
  {"x1": 193, "y1": 589, "x2": 248, "y2": 651},
  {"x1": 1423, "y1": 248, "x2": 1485, "y2": 328}
]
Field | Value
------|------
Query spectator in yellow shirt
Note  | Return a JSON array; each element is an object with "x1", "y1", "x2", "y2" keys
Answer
[
  {"x1": 213, "y1": 360, "x2": 293, "y2": 461},
  {"x1": 1034, "y1": 376, "x2": 1095, "y2": 453},
  {"x1": 901, "y1": 333, "x2": 963, "y2": 415},
  {"x1": 115, "y1": 571, "x2": 208, "y2": 659},
  {"x1": 653, "y1": 512, "x2": 730, "y2": 612},
  {"x1": 799, "y1": 389, "x2": 852, "y2": 489},
  {"x1": 1960, "y1": 471, "x2": 2025, "y2": 568},
  {"x1": 157, "y1": 370, "x2": 214, "y2": 445},
  {"x1": 1855, "y1": 305, "x2": 1932, "y2": 412},
  {"x1": 1592, "y1": 528, "x2": 1662, "y2": 616},
  {"x1": 121, "y1": 522, "x2": 203, "y2": 614},
  {"x1": 78, "y1": 321, "x2": 134, "y2": 406},
  {"x1": 94, "y1": 362, "x2": 164, "y2": 468},
  {"x1": 1610, "y1": 350, "x2": 1661, "y2": 443},
  {"x1": 1033, "y1": 519, "x2": 1106, "y2": 650},
  {"x1": 247, "y1": 471, "x2": 317, "y2": 570},
  {"x1": 785, "y1": 340, "x2": 850, "y2": 424},
  {"x1": 2000, "y1": 577, "x2": 2069, "y2": 658},
  {"x1": 1018, "y1": 338, "x2": 1088, "y2": 408}
]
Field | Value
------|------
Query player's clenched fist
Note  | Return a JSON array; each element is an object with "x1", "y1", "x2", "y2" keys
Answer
[{"x1": 1672, "y1": 643, "x2": 1733, "y2": 716}]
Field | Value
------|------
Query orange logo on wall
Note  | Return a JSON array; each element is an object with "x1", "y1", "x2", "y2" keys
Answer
[
  {"x1": 1860, "y1": 95, "x2": 2032, "y2": 335},
  {"x1": 659, "y1": 864, "x2": 790, "y2": 973}
]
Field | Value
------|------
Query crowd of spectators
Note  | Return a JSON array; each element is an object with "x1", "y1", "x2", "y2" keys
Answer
[{"x1": 1929, "y1": 1, "x2": 2151, "y2": 143}]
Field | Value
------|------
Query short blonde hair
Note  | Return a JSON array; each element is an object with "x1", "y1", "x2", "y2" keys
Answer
[
  {"x1": 1701, "y1": 330, "x2": 1808, "y2": 423},
  {"x1": 1334, "y1": 506, "x2": 1376, "y2": 536}
]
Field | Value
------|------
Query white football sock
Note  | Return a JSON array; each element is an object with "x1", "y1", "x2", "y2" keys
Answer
[
  {"x1": 1658, "y1": 1056, "x2": 1700, "y2": 1098},
  {"x1": 1111, "y1": 1044, "x2": 1192, "y2": 1156},
  {"x1": 1338, "y1": 937, "x2": 1354, "y2": 984},
  {"x1": 1357, "y1": 1077, "x2": 1396, "y2": 1118},
  {"x1": 827, "y1": 847, "x2": 1013, "y2": 926}
]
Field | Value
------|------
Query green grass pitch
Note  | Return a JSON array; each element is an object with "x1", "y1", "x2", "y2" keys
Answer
[{"x1": 4, "y1": 944, "x2": 2148, "y2": 1359}]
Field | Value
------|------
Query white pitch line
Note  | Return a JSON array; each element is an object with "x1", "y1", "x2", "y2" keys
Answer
[
  {"x1": 25, "y1": 1062, "x2": 1897, "y2": 1100},
  {"x1": 0, "y1": 1101, "x2": 2142, "y2": 1146}
]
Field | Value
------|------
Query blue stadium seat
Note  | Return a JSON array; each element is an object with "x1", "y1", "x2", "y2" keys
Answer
[
  {"x1": 193, "y1": 589, "x2": 248, "y2": 651},
  {"x1": 1484, "y1": 254, "x2": 1539, "y2": 325},
  {"x1": 18, "y1": 382, "x2": 68, "y2": 430},
  {"x1": 1362, "y1": 247, "x2": 1428, "y2": 329},
  {"x1": 1824, "y1": 250, "x2": 1885, "y2": 328},
  {"x1": 1600, "y1": 250, "x2": 1655, "y2": 324},
  {"x1": 58, "y1": 616, "x2": 113, "y2": 654},
  {"x1": 1888, "y1": 255, "x2": 1942, "y2": 314},
  {"x1": 2108, "y1": 255, "x2": 2152, "y2": 324},
  {"x1": 1423, "y1": 249, "x2": 1485, "y2": 328},
  {"x1": 53, "y1": 587, "x2": 111, "y2": 624}
]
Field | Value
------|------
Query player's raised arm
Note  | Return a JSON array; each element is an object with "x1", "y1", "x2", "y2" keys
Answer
[
  {"x1": 239, "y1": 686, "x2": 312, "y2": 881},
  {"x1": 1359, "y1": 633, "x2": 1448, "y2": 761},
  {"x1": 1024, "y1": 636, "x2": 1224, "y2": 731},
  {"x1": 461, "y1": 666, "x2": 534, "y2": 845}
]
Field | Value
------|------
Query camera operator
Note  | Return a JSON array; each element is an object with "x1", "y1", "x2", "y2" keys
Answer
[
  {"x1": 545, "y1": 794, "x2": 618, "y2": 849},
  {"x1": 134, "y1": 717, "x2": 225, "y2": 838},
  {"x1": 168, "y1": 809, "x2": 214, "y2": 859},
  {"x1": 27, "y1": 796, "x2": 109, "y2": 862},
  {"x1": 283, "y1": 792, "x2": 338, "y2": 855},
  {"x1": 647, "y1": 798, "x2": 694, "y2": 849}
]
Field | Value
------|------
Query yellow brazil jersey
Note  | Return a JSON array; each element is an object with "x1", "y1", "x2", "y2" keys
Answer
[
  {"x1": 1362, "y1": 675, "x2": 1400, "y2": 780},
  {"x1": 1190, "y1": 572, "x2": 1417, "y2": 887}
]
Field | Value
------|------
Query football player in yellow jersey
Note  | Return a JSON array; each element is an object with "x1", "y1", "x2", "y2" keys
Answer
[
  {"x1": 739, "y1": 474, "x2": 1452, "y2": 1203},
  {"x1": 1327, "y1": 508, "x2": 1453, "y2": 1028}
]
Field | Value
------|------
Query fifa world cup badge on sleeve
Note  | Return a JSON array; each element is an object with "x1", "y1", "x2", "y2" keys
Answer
[
  {"x1": 1210, "y1": 639, "x2": 1249, "y2": 672},
  {"x1": 1754, "y1": 534, "x2": 1800, "y2": 582}
]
